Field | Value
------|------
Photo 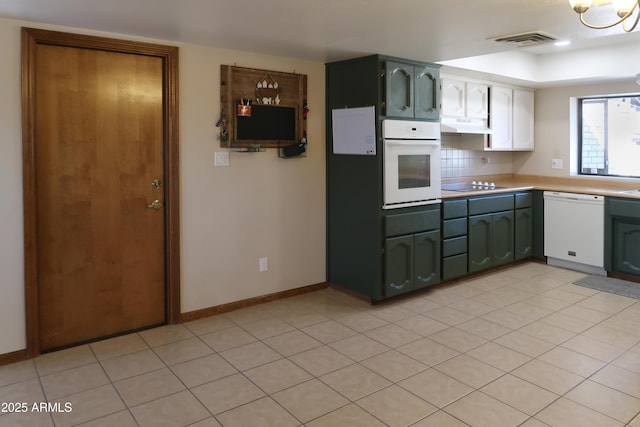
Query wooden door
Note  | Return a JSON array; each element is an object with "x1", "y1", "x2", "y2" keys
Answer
[{"x1": 22, "y1": 28, "x2": 180, "y2": 354}]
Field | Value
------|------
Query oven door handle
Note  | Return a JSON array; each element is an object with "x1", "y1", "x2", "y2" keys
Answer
[{"x1": 385, "y1": 140, "x2": 440, "y2": 147}]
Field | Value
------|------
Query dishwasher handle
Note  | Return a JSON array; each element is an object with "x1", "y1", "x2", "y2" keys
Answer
[{"x1": 543, "y1": 191, "x2": 604, "y2": 203}]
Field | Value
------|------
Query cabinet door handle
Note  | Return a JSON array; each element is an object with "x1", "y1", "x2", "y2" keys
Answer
[{"x1": 389, "y1": 280, "x2": 409, "y2": 290}]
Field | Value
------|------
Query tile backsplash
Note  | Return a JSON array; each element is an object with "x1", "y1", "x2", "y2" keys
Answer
[{"x1": 441, "y1": 134, "x2": 513, "y2": 178}]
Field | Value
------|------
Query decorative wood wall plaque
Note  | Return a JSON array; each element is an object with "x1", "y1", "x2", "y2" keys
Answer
[{"x1": 219, "y1": 65, "x2": 307, "y2": 151}]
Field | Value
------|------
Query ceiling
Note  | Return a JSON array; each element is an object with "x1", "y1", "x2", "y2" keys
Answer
[{"x1": 2, "y1": 0, "x2": 640, "y2": 86}]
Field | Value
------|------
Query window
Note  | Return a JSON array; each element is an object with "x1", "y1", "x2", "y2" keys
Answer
[{"x1": 578, "y1": 95, "x2": 640, "y2": 178}]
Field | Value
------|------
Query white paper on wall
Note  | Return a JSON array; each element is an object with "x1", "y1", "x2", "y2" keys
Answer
[{"x1": 331, "y1": 106, "x2": 376, "y2": 155}]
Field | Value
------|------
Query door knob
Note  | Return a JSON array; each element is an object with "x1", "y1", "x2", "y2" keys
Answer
[{"x1": 148, "y1": 199, "x2": 164, "y2": 210}]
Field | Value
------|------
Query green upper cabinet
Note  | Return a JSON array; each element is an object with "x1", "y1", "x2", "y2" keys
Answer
[
  {"x1": 385, "y1": 61, "x2": 414, "y2": 119},
  {"x1": 384, "y1": 60, "x2": 440, "y2": 120},
  {"x1": 414, "y1": 65, "x2": 440, "y2": 120}
]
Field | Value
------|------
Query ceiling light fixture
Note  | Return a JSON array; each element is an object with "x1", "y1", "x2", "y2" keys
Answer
[{"x1": 569, "y1": 0, "x2": 640, "y2": 32}]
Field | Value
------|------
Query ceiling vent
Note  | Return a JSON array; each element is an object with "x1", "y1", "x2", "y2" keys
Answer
[{"x1": 490, "y1": 31, "x2": 558, "y2": 47}]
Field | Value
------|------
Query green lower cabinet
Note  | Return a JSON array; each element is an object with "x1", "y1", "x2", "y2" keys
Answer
[
  {"x1": 613, "y1": 220, "x2": 640, "y2": 275},
  {"x1": 468, "y1": 213, "x2": 492, "y2": 273},
  {"x1": 442, "y1": 253, "x2": 468, "y2": 281},
  {"x1": 414, "y1": 230, "x2": 441, "y2": 288},
  {"x1": 385, "y1": 235, "x2": 414, "y2": 297},
  {"x1": 605, "y1": 198, "x2": 640, "y2": 278},
  {"x1": 384, "y1": 230, "x2": 440, "y2": 297},
  {"x1": 532, "y1": 191, "x2": 545, "y2": 258},
  {"x1": 493, "y1": 210, "x2": 515, "y2": 266},
  {"x1": 441, "y1": 192, "x2": 532, "y2": 282},
  {"x1": 441, "y1": 198, "x2": 468, "y2": 281},
  {"x1": 515, "y1": 207, "x2": 533, "y2": 260},
  {"x1": 468, "y1": 211, "x2": 514, "y2": 273}
]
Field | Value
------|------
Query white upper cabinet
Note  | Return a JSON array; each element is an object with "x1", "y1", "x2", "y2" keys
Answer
[
  {"x1": 488, "y1": 85, "x2": 534, "y2": 151},
  {"x1": 441, "y1": 78, "x2": 465, "y2": 117},
  {"x1": 513, "y1": 89, "x2": 534, "y2": 150},
  {"x1": 466, "y1": 83, "x2": 489, "y2": 119},
  {"x1": 441, "y1": 75, "x2": 534, "y2": 151},
  {"x1": 441, "y1": 78, "x2": 488, "y2": 119},
  {"x1": 489, "y1": 85, "x2": 513, "y2": 150}
]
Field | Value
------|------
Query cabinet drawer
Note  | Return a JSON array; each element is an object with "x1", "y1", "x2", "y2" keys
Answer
[
  {"x1": 443, "y1": 218, "x2": 467, "y2": 238},
  {"x1": 468, "y1": 194, "x2": 514, "y2": 215},
  {"x1": 442, "y1": 254, "x2": 468, "y2": 281},
  {"x1": 443, "y1": 199, "x2": 468, "y2": 219},
  {"x1": 443, "y1": 236, "x2": 467, "y2": 257},
  {"x1": 608, "y1": 197, "x2": 640, "y2": 218},
  {"x1": 385, "y1": 208, "x2": 440, "y2": 237},
  {"x1": 515, "y1": 192, "x2": 532, "y2": 209}
]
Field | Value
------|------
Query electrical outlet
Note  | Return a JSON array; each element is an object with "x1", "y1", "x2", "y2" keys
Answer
[
  {"x1": 214, "y1": 151, "x2": 229, "y2": 166},
  {"x1": 259, "y1": 257, "x2": 268, "y2": 272},
  {"x1": 551, "y1": 158, "x2": 563, "y2": 169}
]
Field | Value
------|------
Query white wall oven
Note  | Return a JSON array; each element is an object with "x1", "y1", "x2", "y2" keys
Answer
[{"x1": 383, "y1": 119, "x2": 441, "y2": 209}]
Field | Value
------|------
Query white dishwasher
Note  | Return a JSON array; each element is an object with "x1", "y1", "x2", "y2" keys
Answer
[{"x1": 543, "y1": 191, "x2": 606, "y2": 275}]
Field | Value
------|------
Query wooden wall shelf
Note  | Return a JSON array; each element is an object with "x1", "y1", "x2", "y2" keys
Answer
[{"x1": 219, "y1": 65, "x2": 307, "y2": 150}]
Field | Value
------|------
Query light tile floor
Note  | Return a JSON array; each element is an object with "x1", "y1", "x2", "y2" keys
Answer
[{"x1": 3, "y1": 262, "x2": 640, "y2": 426}]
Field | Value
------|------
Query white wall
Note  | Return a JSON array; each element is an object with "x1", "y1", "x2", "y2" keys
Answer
[
  {"x1": 0, "y1": 17, "x2": 326, "y2": 354},
  {"x1": 513, "y1": 79, "x2": 640, "y2": 178},
  {"x1": 179, "y1": 46, "x2": 326, "y2": 312},
  {"x1": 0, "y1": 17, "x2": 26, "y2": 355}
]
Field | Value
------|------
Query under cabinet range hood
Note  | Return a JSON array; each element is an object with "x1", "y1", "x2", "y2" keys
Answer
[{"x1": 440, "y1": 116, "x2": 491, "y2": 134}]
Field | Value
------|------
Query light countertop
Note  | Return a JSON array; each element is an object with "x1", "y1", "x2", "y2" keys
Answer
[{"x1": 441, "y1": 174, "x2": 640, "y2": 200}]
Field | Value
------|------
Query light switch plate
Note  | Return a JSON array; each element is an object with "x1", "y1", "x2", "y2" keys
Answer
[
  {"x1": 551, "y1": 158, "x2": 563, "y2": 169},
  {"x1": 214, "y1": 151, "x2": 229, "y2": 166}
]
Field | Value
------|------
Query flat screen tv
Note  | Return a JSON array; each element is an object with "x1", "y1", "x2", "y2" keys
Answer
[{"x1": 236, "y1": 105, "x2": 296, "y2": 142}]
